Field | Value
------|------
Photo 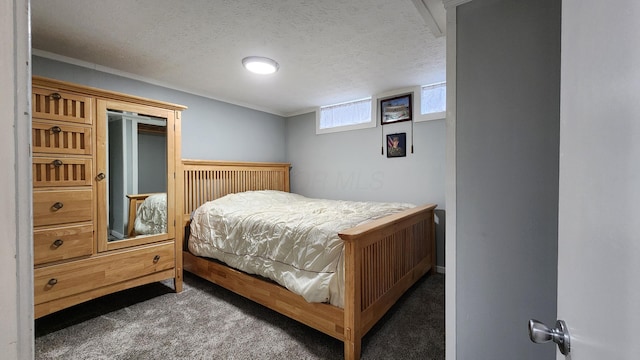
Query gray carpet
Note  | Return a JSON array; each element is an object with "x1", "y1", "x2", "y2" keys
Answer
[{"x1": 35, "y1": 272, "x2": 444, "y2": 359}]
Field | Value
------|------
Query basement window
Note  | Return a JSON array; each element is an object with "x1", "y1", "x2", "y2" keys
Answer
[
  {"x1": 417, "y1": 82, "x2": 446, "y2": 121},
  {"x1": 316, "y1": 97, "x2": 375, "y2": 134}
]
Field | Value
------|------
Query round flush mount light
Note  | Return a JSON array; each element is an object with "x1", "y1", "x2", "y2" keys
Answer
[{"x1": 242, "y1": 56, "x2": 279, "y2": 75}]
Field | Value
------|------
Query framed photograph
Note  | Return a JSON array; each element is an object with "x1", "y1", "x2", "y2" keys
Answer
[
  {"x1": 386, "y1": 133, "x2": 407, "y2": 158},
  {"x1": 380, "y1": 93, "x2": 412, "y2": 125}
]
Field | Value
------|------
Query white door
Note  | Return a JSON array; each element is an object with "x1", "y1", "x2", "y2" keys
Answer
[{"x1": 555, "y1": 0, "x2": 640, "y2": 358}]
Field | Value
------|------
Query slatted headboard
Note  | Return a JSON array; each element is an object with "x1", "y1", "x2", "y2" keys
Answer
[{"x1": 179, "y1": 159, "x2": 290, "y2": 226}]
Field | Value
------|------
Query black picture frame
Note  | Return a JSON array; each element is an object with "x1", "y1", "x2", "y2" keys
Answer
[
  {"x1": 380, "y1": 93, "x2": 412, "y2": 125},
  {"x1": 386, "y1": 133, "x2": 407, "y2": 158}
]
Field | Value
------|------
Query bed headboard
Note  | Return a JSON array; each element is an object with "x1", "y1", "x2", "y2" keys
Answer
[{"x1": 180, "y1": 159, "x2": 290, "y2": 225}]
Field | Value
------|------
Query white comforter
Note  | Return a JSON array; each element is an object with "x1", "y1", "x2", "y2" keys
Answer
[
  {"x1": 134, "y1": 193, "x2": 167, "y2": 235},
  {"x1": 188, "y1": 190, "x2": 414, "y2": 308}
]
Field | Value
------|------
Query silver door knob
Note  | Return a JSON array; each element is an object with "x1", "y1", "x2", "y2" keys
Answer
[{"x1": 528, "y1": 319, "x2": 571, "y2": 355}]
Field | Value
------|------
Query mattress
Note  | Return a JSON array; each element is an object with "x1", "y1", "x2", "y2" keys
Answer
[
  {"x1": 188, "y1": 190, "x2": 415, "y2": 308},
  {"x1": 134, "y1": 193, "x2": 167, "y2": 235}
]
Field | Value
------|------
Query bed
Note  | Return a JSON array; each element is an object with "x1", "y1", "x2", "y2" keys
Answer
[
  {"x1": 178, "y1": 160, "x2": 436, "y2": 360},
  {"x1": 126, "y1": 193, "x2": 168, "y2": 237}
]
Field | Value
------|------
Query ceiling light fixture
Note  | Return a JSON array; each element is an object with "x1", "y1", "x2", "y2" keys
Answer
[{"x1": 242, "y1": 56, "x2": 279, "y2": 75}]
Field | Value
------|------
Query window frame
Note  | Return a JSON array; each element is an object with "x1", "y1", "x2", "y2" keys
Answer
[
  {"x1": 315, "y1": 97, "x2": 376, "y2": 135},
  {"x1": 415, "y1": 82, "x2": 446, "y2": 122}
]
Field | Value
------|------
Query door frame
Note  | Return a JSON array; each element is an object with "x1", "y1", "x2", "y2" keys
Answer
[
  {"x1": 2, "y1": 0, "x2": 33, "y2": 357},
  {"x1": 443, "y1": 2, "x2": 472, "y2": 359}
]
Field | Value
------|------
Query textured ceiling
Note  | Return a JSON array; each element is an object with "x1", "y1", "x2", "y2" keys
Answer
[{"x1": 31, "y1": 0, "x2": 446, "y2": 116}]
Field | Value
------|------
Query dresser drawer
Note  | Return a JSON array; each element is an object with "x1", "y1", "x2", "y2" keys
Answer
[
  {"x1": 33, "y1": 157, "x2": 93, "y2": 188},
  {"x1": 32, "y1": 121, "x2": 92, "y2": 155},
  {"x1": 32, "y1": 87, "x2": 92, "y2": 124},
  {"x1": 34, "y1": 241, "x2": 174, "y2": 305},
  {"x1": 33, "y1": 189, "x2": 93, "y2": 227},
  {"x1": 34, "y1": 224, "x2": 93, "y2": 265}
]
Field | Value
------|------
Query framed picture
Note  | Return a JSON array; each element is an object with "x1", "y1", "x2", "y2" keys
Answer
[
  {"x1": 386, "y1": 133, "x2": 407, "y2": 158},
  {"x1": 380, "y1": 93, "x2": 412, "y2": 125}
]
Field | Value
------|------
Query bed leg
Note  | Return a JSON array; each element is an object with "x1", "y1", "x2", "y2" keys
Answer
[{"x1": 344, "y1": 337, "x2": 361, "y2": 360}]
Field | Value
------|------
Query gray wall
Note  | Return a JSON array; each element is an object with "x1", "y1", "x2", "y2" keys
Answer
[
  {"x1": 108, "y1": 120, "x2": 126, "y2": 236},
  {"x1": 32, "y1": 56, "x2": 287, "y2": 162},
  {"x1": 456, "y1": 0, "x2": 560, "y2": 359},
  {"x1": 138, "y1": 131, "x2": 167, "y2": 193},
  {"x1": 286, "y1": 112, "x2": 446, "y2": 267}
]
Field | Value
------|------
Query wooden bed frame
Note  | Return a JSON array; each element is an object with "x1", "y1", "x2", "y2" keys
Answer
[
  {"x1": 126, "y1": 193, "x2": 156, "y2": 237},
  {"x1": 177, "y1": 159, "x2": 436, "y2": 360}
]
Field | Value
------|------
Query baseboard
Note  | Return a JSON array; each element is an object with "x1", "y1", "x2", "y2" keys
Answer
[{"x1": 436, "y1": 266, "x2": 445, "y2": 274}]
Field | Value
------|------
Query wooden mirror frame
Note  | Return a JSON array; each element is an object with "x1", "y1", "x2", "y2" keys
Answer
[{"x1": 96, "y1": 99, "x2": 177, "y2": 252}]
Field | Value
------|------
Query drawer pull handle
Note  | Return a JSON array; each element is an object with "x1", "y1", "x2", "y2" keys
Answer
[
  {"x1": 52, "y1": 239, "x2": 64, "y2": 248},
  {"x1": 96, "y1": 172, "x2": 106, "y2": 181},
  {"x1": 153, "y1": 255, "x2": 160, "y2": 263},
  {"x1": 51, "y1": 202, "x2": 64, "y2": 211},
  {"x1": 50, "y1": 126, "x2": 62, "y2": 134},
  {"x1": 49, "y1": 93, "x2": 62, "y2": 100},
  {"x1": 51, "y1": 159, "x2": 63, "y2": 167},
  {"x1": 47, "y1": 278, "x2": 58, "y2": 286}
]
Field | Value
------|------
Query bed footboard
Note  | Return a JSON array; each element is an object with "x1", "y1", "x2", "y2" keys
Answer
[{"x1": 339, "y1": 204, "x2": 436, "y2": 359}]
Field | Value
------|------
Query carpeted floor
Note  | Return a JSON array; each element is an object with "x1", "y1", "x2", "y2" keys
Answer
[{"x1": 35, "y1": 272, "x2": 444, "y2": 359}]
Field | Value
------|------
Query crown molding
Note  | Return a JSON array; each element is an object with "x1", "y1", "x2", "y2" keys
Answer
[
  {"x1": 443, "y1": 0, "x2": 472, "y2": 10},
  {"x1": 32, "y1": 49, "x2": 287, "y2": 117}
]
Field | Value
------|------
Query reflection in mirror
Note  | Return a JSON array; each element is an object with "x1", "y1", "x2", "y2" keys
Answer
[{"x1": 106, "y1": 110, "x2": 167, "y2": 241}]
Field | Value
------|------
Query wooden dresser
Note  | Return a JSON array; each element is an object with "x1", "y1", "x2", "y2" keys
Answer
[{"x1": 32, "y1": 77, "x2": 186, "y2": 318}]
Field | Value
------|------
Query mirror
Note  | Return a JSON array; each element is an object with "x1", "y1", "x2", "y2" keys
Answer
[
  {"x1": 96, "y1": 98, "x2": 176, "y2": 252},
  {"x1": 106, "y1": 110, "x2": 168, "y2": 242}
]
